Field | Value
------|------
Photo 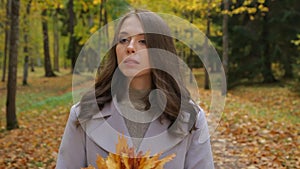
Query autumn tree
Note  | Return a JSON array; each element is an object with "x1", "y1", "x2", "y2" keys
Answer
[
  {"x1": 32, "y1": 0, "x2": 63, "y2": 73},
  {"x1": 171, "y1": 0, "x2": 223, "y2": 89},
  {"x1": 267, "y1": 0, "x2": 300, "y2": 79},
  {"x1": 67, "y1": 0, "x2": 77, "y2": 72},
  {"x1": 1, "y1": 0, "x2": 11, "y2": 82},
  {"x1": 42, "y1": 8, "x2": 56, "y2": 77},
  {"x1": 292, "y1": 34, "x2": 300, "y2": 92},
  {"x1": 225, "y1": 0, "x2": 300, "y2": 86},
  {"x1": 61, "y1": 0, "x2": 128, "y2": 73},
  {"x1": 52, "y1": 4, "x2": 61, "y2": 72},
  {"x1": 22, "y1": 0, "x2": 32, "y2": 85},
  {"x1": 6, "y1": 0, "x2": 20, "y2": 130},
  {"x1": 204, "y1": 0, "x2": 212, "y2": 90},
  {"x1": 222, "y1": 0, "x2": 229, "y2": 82}
]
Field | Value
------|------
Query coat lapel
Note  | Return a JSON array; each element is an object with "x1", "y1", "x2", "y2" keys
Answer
[
  {"x1": 82, "y1": 97, "x2": 189, "y2": 156},
  {"x1": 138, "y1": 117, "x2": 186, "y2": 155},
  {"x1": 85, "y1": 99, "x2": 133, "y2": 154}
]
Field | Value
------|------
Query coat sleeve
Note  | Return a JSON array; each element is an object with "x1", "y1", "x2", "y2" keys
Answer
[
  {"x1": 56, "y1": 104, "x2": 87, "y2": 169},
  {"x1": 184, "y1": 108, "x2": 215, "y2": 169}
]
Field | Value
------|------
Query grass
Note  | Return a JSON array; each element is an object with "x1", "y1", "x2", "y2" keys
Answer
[
  {"x1": 192, "y1": 68, "x2": 300, "y2": 124},
  {"x1": 228, "y1": 84, "x2": 300, "y2": 124},
  {"x1": 18, "y1": 91, "x2": 73, "y2": 113},
  {"x1": 1, "y1": 67, "x2": 299, "y2": 127},
  {"x1": 0, "y1": 67, "x2": 73, "y2": 128}
]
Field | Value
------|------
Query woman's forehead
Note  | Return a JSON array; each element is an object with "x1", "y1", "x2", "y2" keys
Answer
[{"x1": 119, "y1": 15, "x2": 144, "y2": 36}]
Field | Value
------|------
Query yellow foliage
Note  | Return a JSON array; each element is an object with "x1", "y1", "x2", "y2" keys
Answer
[
  {"x1": 291, "y1": 39, "x2": 300, "y2": 46},
  {"x1": 258, "y1": 5, "x2": 269, "y2": 12},
  {"x1": 89, "y1": 26, "x2": 98, "y2": 34},
  {"x1": 221, "y1": 10, "x2": 230, "y2": 15},
  {"x1": 243, "y1": 0, "x2": 252, "y2": 6},
  {"x1": 93, "y1": 0, "x2": 101, "y2": 5},
  {"x1": 258, "y1": 0, "x2": 265, "y2": 4},
  {"x1": 81, "y1": 135, "x2": 176, "y2": 169},
  {"x1": 247, "y1": 8, "x2": 257, "y2": 14},
  {"x1": 232, "y1": 6, "x2": 247, "y2": 15},
  {"x1": 216, "y1": 30, "x2": 222, "y2": 36},
  {"x1": 59, "y1": 4, "x2": 64, "y2": 9}
]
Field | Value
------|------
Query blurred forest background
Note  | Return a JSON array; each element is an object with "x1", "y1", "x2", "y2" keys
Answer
[{"x1": 0, "y1": 0, "x2": 299, "y2": 168}]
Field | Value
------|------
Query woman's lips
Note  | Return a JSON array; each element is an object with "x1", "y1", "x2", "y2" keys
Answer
[{"x1": 124, "y1": 58, "x2": 140, "y2": 65}]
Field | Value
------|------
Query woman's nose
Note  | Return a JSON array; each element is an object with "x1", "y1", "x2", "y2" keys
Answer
[{"x1": 127, "y1": 40, "x2": 136, "y2": 54}]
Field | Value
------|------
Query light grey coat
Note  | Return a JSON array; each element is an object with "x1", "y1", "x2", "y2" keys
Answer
[{"x1": 56, "y1": 101, "x2": 214, "y2": 169}]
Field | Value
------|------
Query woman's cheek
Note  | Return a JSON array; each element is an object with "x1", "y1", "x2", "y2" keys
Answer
[{"x1": 116, "y1": 46, "x2": 124, "y2": 65}]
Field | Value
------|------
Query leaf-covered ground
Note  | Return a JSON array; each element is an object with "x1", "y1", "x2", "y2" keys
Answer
[
  {"x1": 0, "y1": 69, "x2": 299, "y2": 168},
  {"x1": 207, "y1": 85, "x2": 300, "y2": 169}
]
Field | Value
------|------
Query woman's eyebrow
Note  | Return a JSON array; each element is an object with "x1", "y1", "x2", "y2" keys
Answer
[
  {"x1": 119, "y1": 32, "x2": 145, "y2": 36},
  {"x1": 119, "y1": 31, "x2": 129, "y2": 35}
]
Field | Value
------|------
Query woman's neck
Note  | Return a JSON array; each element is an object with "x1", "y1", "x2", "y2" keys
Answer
[{"x1": 128, "y1": 76, "x2": 152, "y2": 90}]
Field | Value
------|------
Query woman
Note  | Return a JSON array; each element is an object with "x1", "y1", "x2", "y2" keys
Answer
[{"x1": 56, "y1": 9, "x2": 214, "y2": 169}]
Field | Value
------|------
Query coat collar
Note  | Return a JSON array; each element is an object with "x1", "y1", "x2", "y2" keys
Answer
[
  {"x1": 91, "y1": 101, "x2": 112, "y2": 119},
  {"x1": 82, "y1": 97, "x2": 190, "y2": 156}
]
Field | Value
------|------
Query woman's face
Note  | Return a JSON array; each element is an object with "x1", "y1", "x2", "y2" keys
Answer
[{"x1": 116, "y1": 15, "x2": 151, "y2": 80}]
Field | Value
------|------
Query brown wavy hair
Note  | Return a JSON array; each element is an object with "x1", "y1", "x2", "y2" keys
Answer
[{"x1": 79, "y1": 9, "x2": 198, "y2": 131}]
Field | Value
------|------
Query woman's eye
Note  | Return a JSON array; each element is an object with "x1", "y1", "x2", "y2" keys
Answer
[
  {"x1": 139, "y1": 39, "x2": 147, "y2": 45},
  {"x1": 119, "y1": 38, "x2": 129, "y2": 44}
]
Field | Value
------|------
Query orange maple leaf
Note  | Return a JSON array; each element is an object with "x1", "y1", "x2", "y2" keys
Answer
[{"x1": 82, "y1": 134, "x2": 176, "y2": 169}]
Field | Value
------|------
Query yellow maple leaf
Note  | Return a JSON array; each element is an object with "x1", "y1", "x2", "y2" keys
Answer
[
  {"x1": 96, "y1": 154, "x2": 107, "y2": 169},
  {"x1": 85, "y1": 134, "x2": 176, "y2": 169}
]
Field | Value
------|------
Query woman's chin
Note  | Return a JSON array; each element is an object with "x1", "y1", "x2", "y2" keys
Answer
[{"x1": 121, "y1": 69, "x2": 150, "y2": 79}]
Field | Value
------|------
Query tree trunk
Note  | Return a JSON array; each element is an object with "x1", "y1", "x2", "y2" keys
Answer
[
  {"x1": 68, "y1": 0, "x2": 77, "y2": 72},
  {"x1": 29, "y1": 1, "x2": 35, "y2": 73},
  {"x1": 262, "y1": 0, "x2": 276, "y2": 83},
  {"x1": 222, "y1": 0, "x2": 229, "y2": 93},
  {"x1": 23, "y1": 56, "x2": 29, "y2": 85},
  {"x1": 99, "y1": 0, "x2": 104, "y2": 27},
  {"x1": 42, "y1": 9, "x2": 56, "y2": 77},
  {"x1": 204, "y1": 1, "x2": 211, "y2": 90},
  {"x1": 22, "y1": 0, "x2": 31, "y2": 85},
  {"x1": 283, "y1": 59, "x2": 293, "y2": 79},
  {"x1": 1, "y1": 0, "x2": 11, "y2": 82},
  {"x1": 53, "y1": 8, "x2": 59, "y2": 72},
  {"x1": 30, "y1": 57, "x2": 35, "y2": 72},
  {"x1": 63, "y1": 43, "x2": 67, "y2": 69},
  {"x1": 104, "y1": 0, "x2": 108, "y2": 42},
  {"x1": 6, "y1": 0, "x2": 20, "y2": 130},
  {"x1": 222, "y1": 0, "x2": 229, "y2": 78},
  {"x1": 99, "y1": 0, "x2": 109, "y2": 48}
]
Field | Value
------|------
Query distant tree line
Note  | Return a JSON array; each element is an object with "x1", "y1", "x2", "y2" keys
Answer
[
  {"x1": 224, "y1": 0, "x2": 300, "y2": 86},
  {"x1": 1, "y1": 0, "x2": 299, "y2": 130}
]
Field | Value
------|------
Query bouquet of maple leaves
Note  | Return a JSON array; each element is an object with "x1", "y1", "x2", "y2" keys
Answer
[{"x1": 82, "y1": 135, "x2": 176, "y2": 169}]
